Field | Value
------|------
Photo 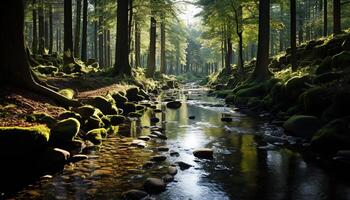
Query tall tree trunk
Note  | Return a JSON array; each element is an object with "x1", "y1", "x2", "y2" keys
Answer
[
  {"x1": 81, "y1": 0, "x2": 88, "y2": 61},
  {"x1": 107, "y1": 30, "x2": 111, "y2": 67},
  {"x1": 38, "y1": 0, "x2": 45, "y2": 54},
  {"x1": 160, "y1": 21, "x2": 166, "y2": 74},
  {"x1": 279, "y1": 3, "x2": 284, "y2": 52},
  {"x1": 0, "y1": 0, "x2": 79, "y2": 107},
  {"x1": 56, "y1": 26, "x2": 59, "y2": 52},
  {"x1": 237, "y1": 32, "x2": 244, "y2": 73},
  {"x1": 94, "y1": 0, "x2": 98, "y2": 59},
  {"x1": 252, "y1": 0, "x2": 271, "y2": 81},
  {"x1": 44, "y1": 6, "x2": 49, "y2": 51},
  {"x1": 146, "y1": 17, "x2": 156, "y2": 78},
  {"x1": 290, "y1": 0, "x2": 297, "y2": 71},
  {"x1": 103, "y1": 29, "x2": 107, "y2": 66},
  {"x1": 298, "y1": 1, "x2": 304, "y2": 44},
  {"x1": 32, "y1": 0, "x2": 38, "y2": 54},
  {"x1": 135, "y1": 21, "x2": 141, "y2": 67},
  {"x1": 324, "y1": 0, "x2": 328, "y2": 36},
  {"x1": 115, "y1": 0, "x2": 131, "y2": 75},
  {"x1": 128, "y1": 0, "x2": 133, "y2": 54},
  {"x1": 225, "y1": 35, "x2": 232, "y2": 71},
  {"x1": 64, "y1": 0, "x2": 74, "y2": 64},
  {"x1": 74, "y1": 0, "x2": 82, "y2": 58},
  {"x1": 49, "y1": 4, "x2": 53, "y2": 54},
  {"x1": 333, "y1": 0, "x2": 341, "y2": 34},
  {"x1": 98, "y1": 16, "x2": 104, "y2": 67}
]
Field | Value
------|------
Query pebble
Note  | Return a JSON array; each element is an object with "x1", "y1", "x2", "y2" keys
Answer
[
  {"x1": 193, "y1": 148, "x2": 214, "y2": 159},
  {"x1": 163, "y1": 174, "x2": 174, "y2": 183},
  {"x1": 157, "y1": 146, "x2": 169, "y2": 152},
  {"x1": 167, "y1": 166, "x2": 178, "y2": 175},
  {"x1": 123, "y1": 189, "x2": 148, "y2": 200},
  {"x1": 151, "y1": 155, "x2": 167, "y2": 162}
]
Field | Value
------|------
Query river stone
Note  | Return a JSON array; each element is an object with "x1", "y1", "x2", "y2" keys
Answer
[
  {"x1": 151, "y1": 155, "x2": 167, "y2": 162},
  {"x1": 144, "y1": 178, "x2": 166, "y2": 194},
  {"x1": 40, "y1": 148, "x2": 70, "y2": 169},
  {"x1": 170, "y1": 150, "x2": 180, "y2": 157},
  {"x1": 163, "y1": 174, "x2": 174, "y2": 183},
  {"x1": 138, "y1": 136, "x2": 151, "y2": 141},
  {"x1": 150, "y1": 117, "x2": 160, "y2": 123},
  {"x1": 69, "y1": 154, "x2": 88, "y2": 163},
  {"x1": 167, "y1": 166, "x2": 178, "y2": 175},
  {"x1": 193, "y1": 148, "x2": 214, "y2": 159},
  {"x1": 176, "y1": 161, "x2": 193, "y2": 170},
  {"x1": 50, "y1": 118, "x2": 80, "y2": 142},
  {"x1": 154, "y1": 109, "x2": 162, "y2": 113},
  {"x1": 221, "y1": 117, "x2": 233, "y2": 122},
  {"x1": 157, "y1": 146, "x2": 169, "y2": 152},
  {"x1": 123, "y1": 189, "x2": 148, "y2": 200},
  {"x1": 189, "y1": 116, "x2": 196, "y2": 120},
  {"x1": 166, "y1": 101, "x2": 182, "y2": 109},
  {"x1": 143, "y1": 161, "x2": 155, "y2": 169},
  {"x1": 283, "y1": 115, "x2": 322, "y2": 139}
]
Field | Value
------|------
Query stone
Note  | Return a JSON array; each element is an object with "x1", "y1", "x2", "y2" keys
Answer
[
  {"x1": 144, "y1": 178, "x2": 166, "y2": 194},
  {"x1": 58, "y1": 111, "x2": 82, "y2": 122},
  {"x1": 69, "y1": 154, "x2": 88, "y2": 163},
  {"x1": 154, "y1": 109, "x2": 162, "y2": 113},
  {"x1": 123, "y1": 189, "x2": 148, "y2": 200},
  {"x1": 157, "y1": 146, "x2": 169, "y2": 152},
  {"x1": 283, "y1": 115, "x2": 322, "y2": 139},
  {"x1": 150, "y1": 155, "x2": 167, "y2": 162},
  {"x1": 83, "y1": 115, "x2": 105, "y2": 131},
  {"x1": 151, "y1": 117, "x2": 160, "y2": 123},
  {"x1": 167, "y1": 166, "x2": 178, "y2": 175},
  {"x1": 40, "y1": 148, "x2": 70, "y2": 169},
  {"x1": 50, "y1": 118, "x2": 80, "y2": 142},
  {"x1": 176, "y1": 161, "x2": 193, "y2": 170},
  {"x1": 87, "y1": 96, "x2": 118, "y2": 115},
  {"x1": 72, "y1": 105, "x2": 96, "y2": 119},
  {"x1": 166, "y1": 101, "x2": 182, "y2": 109},
  {"x1": 138, "y1": 136, "x2": 151, "y2": 141},
  {"x1": 111, "y1": 92, "x2": 128, "y2": 107},
  {"x1": 58, "y1": 88, "x2": 74, "y2": 99},
  {"x1": 85, "y1": 128, "x2": 107, "y2": 145},
  {"x1": 221, "y1": 117, "x2": 233, "y2": 122},
  {"x1": 193, "y1": 148, "x2": 214, "y2": 159},
  {"x1": 108, "y1": 115, "x2": 126, "y2": 126},
  {"x1": 163, "y1": 174, "x2": 174, "y2": 183},
  {"x1": 170, "y1": 150, "x2": 180, "y2": 157},
  {"x1": 189, "y1": 116, "x2": 195, "y2": 120}
]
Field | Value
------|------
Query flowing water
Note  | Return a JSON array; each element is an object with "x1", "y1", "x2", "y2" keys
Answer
[{"x1": 11, "y1": 83, "x2": 350, "y2": 200}]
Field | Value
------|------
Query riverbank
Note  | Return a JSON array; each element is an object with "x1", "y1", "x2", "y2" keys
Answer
[{"x1": 206, "y1": 30, "x2": 350, "y2": 164}]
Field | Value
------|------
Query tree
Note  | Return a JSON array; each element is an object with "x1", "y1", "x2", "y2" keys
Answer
[
  {"x1": 160, "y1": 19, "x2": 166, "y2": 74},
  {"x1": 290, "y1": 0, "x2": 297, "y2": 71},
  {"x1": 74, "y1": 0, "x2": 82, "y2": 57},
  {"x1": 38, "y1": 0, "x2": 45, "y2": 54},
  {"x1": 115, "y1": 0, "x2": 131, "y2": 76},
  {"x1": 146, "y1": 16, "x2": 157, "y2": 78},
  {"x1": 49, "y1": 4, "x2": 53, "y2": 54},
  {"x1": 64, "y1": 0, "x2": 74, "y2": 64},
  {"x1": 32, "y1": 0, "x2": 38, "y2": 54},
  {"x1": 0, "y1": 0, "x2": 78, "y2": 106},
  {"x1": 324, "y1": 0, "x2": 328, "y2": 36},
  {"x1": 333, "y1": 0, "x2": 341, "y2": 34},
  {"x1": 81, "y1": 0, "x2": 88, "y2": 61},
  {"x1": 251, "y1": 0, "x2": 271, "y2": 81}
]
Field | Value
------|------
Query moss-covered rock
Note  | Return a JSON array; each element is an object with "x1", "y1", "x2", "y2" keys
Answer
[
  {"x1": 122, "y1": 102, "x2": 136, "y2": 115},
  {"x1": 85, "y1": 128, "x2": 106, "y2": 145},
  {"x1": 285, "y1": 76, "x2": 311, "y2": 101},
  {"x1": 36, "y1": 65, "x2": 58, "y2": 75},
  {"x1": 72, "y1": 105, "x2": 96, "y2": 119},
  {"x1": 315, "y1": 56, "x2": 332, "y2": 75},
  {"x1": 331, "y1": 51, "x2": 350, "y2": 69},
  {"x1": 50, "y1": 118, "x2": 80, "y2": 142},
  {"x1": 83, "y1": 115, "x2": 104, "y2": 131},
  {"x1": 108, "y1": 115, "x2": 126, "y2": 126},
  {"x1": 111, "y1": 92, "x2": 128, "y2": 107},
  {"x1": 166, "y1": 101, "x2": 182, "y2": 109},
  {"x1": 126, "y1": 87, "x2": 144, "y2": 102},
  {"x1": 26, "y1": 112, "x2": 57, "y2": 126},
  {"x1": 322, "y1": 90, "x2": 350, "y2": 121},
  {"x1": 128, "y1": 112, "x2": 142, "y2": 118},
  {"x1": 283, "y1": 115, "x2": 322, "y2": 139},
  {"x1": 58, "y1": 111, "x2": 82, "y2": 122},
  {"x1": 311, "y1": 117, "x2": 350, "y2": 154},
  {"x1": 58, "y1": 89, "x2": 74, "y2": 99},
  {"x1": 301, "y1": 87, "x2": 333, "y2": 117},
  {"x1": 225, "y1": 94, "x2": 235, "y2": 104},
  {"x1": 313, "y1": 72, "x2": 343, "y2": 84},
  {"x1": 86, "y1": 96, "x2": 118, "y2": 115},
  {"x1": 0, "y1": 125, "x2": 50, "y2": 157},
  {"x1": 139, "y1": 89, "x2": 150, "y2": 100}
]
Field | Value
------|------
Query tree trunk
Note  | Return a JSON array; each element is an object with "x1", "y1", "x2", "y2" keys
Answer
[
  {"x1": 103, "y1": 29, "x2": 107, "y2": 67},
  {"x1": 74, "y1": 0, "x2": 82, "y2": 58},
  {"x1": 38, "y1": 0, "x2": 45, "y2": 54},
  {"x1": 98, "y1": 16, "x2": 104, "y2": 67},
  {"x1": 49, "y1": 4, "x2": 53, "y2": 54},
  {"x1": 237, "y1": 32, "x2": 244, "y2": 74},
  {"x1": 115, "y1": 0, "x2": 131, "y2": 75},
  {"x1": 160, "y1": 21, "x2": 166, "y2": 74},
  {"x1": 64, "y1": 0, "x2": 74, "y2": 65},
  {"x1": 279, "y1": 3, "x2": 284, "y2": 52},
  {"x1": 0, "y1": 0, "x2": 79, "y2": 107},
  {"x1": 324, "y1": 0, "x2": 328, "y2": 36},
  {"x1": 44, "y1": 6, "x2": 49, "y2": 51},
  {"x1": 32, "y1": 0, "x2": 38, "y2": 54},
  {"x1": 81, "y1": 0, "x2": 88, "y2": 61},
  {"x1": 225, "y1": 35, "x2": 232, "y2": 71},
  {"x1": 94, "y1": 0, "x2": 98, "y2": 59},
  {"x1": 333, "y1": 0, "x2": 341, "y2": 34},
  {"x1": 146, "y1": 17, "x2": 156, "y2": 78},
  {"x1": 135, "y1": 21, "x2": 141, "y2": 67},
  {"x1": 290, "y1": 0, "x2": 297, "y2": 71},
  {"x1": 251, "y1": 0, "x2": 271, "y2": 81},
  {"x1": 107, "y1": 30, "x2": 111, "y2": 67}
]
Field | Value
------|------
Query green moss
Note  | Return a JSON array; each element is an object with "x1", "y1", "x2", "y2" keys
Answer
[
  {"x1": 72, "y1": 105, "x2": 96, "y2": 119},
  {"x1": 284, "y1": 75, "x2": 311, "y2": 101},
  {"x1": 35, "y1": 65, "x2": 59, "y2": 75},
  {"x1": 128, "y1": 112, "x2": 142, "y2": 118},
  {"x1": 122, "y1": 102, "x2": 136, "y2": 114},
  {"x1": 315, "y1": 56, "x2": 332, "y2": 74},
  {"x1": 85, "y1": 128, "x2": 107, "y2": 145},
  {"x1": 112, "y1": 92, "x2": 128, "y2": 107},
  {"x1": 26, "y1": 112, "x2": 57, "y2": 126},
  {"x1": 50, "y1": 118, "x2": 80, "y2": 142},
  {"x1": 59, "y1": 88, "x2": 75, "y2": 99},
  {"x1": 58, "y1": 111, "x2": 82, "y2": 122},
  {"x1": 331, "y1": 51, "x2": 350, "y2": 69},
  {"x1": 301, "y1": 87, "x2": 333, "y2": 117},
  {"x1": 283, "y1": 115, "x2": 321, "y2": 139},
  {"x1": 86, "y1": 96, "x2": 118, "y2": 115},
  {"x1": 83, "y1": 115, "x2": 105, "y2": 131}
]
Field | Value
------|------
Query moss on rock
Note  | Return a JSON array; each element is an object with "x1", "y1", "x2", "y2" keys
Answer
[
  {"x1": 86, "y1": 96, "x2": 119, "y2": 115},
  {"x1": 301, "y1": 87, "x2": 333, "y2": 117},
  {"x1": 85, "y1": 128, "x2": 107, "y2": 145},
  {"x1": 108, "y1": 115, "x2": 126, "y2": 126},
  {"x1": 283, "y1": 115, "x2": 321, "y2": 139},
  {"x1": 58, "y1": 88, "x2": 75, "y2": 99},
  {"x1": 50, "y1": 118, "x2": 80, "y2": 142}
]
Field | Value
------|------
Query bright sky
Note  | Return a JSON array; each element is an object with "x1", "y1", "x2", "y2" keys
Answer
[{"x1": 176, "y1": 0, "x2": 202, "y2": 26}]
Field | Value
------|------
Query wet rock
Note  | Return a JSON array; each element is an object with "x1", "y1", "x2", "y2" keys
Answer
[
  {"x1": 221, "y1": 117, "x2": 233, "y2": 122},
  {"x1": 69, "y1": 154, "x2": 88, "y2": 163},
  {"x1": 176, "y1": 161, "x2": 193, "y2": 170},
  {"x1": 189, "y1": 116, "x2": 195, "y2": 120},
  {"x1": 263, "y1": 135, "x2": 288, "y2": 145},
  {"x1": 131, "y1": 139, "x2": 147, "y2": 148},
  {"x1": 123, "y1": 189, "x2": 148, "y2": 200},
  {"x1": 87, "y1": 96, "x2": 118, "y2": 115},
  {"x1": 166, "y1": 101, "x2": 182, "y2": 109},
  {"x1": 157, "y1": 146, "x2": 169, "y2": 152},
  {"x1": 144, "y1": 178, "x2": 166, "y2": 194},
  {"x1": 283, "y1": 115, "x2": 321, "y2": 139},
  {"x1": 138, "y1": 136, "x2": 151, "y2": 141},
  {"x1": 50, "y1": 118, "x2": 80, "y2": 142},
  {"x1": 92, "y1": 169, "x2": 113, "y2": 177},
  {"x1": 193, "y1": 148, "x2": 214, "y2": 159},
  {"x1": 151, "y1": 117, "x2": 160, "y2": 123},
  {"x1": 157, "y1": 134, "x2": 168, "y2": 140},
  {"x1": 151, "y1": 155, "x2": 167, "y2": 162},
  {"x1": 143, "y1": 161, "x2": 155, "y2": 169},
  {"x1": 167, "y1": 166, "x2": 178, "y2": 175},
  {"x1": 108, "y1": 115, "x2": 126, "y2": 126},
  {"x1": 40, "y1": 148, "x2": 70, "y2": 169},
  {"x1": 83, "y1": 115, "x2": 105, "y2": 131},
  {"x1": 72, "y1": 105, "x2": 96, "y2": 119},
  {"x1": 163, "y1": 174, "x2": 174, "y2": 183},
  {"x1": 85, "y1": 128, "x2": 106, "y2": 145},
  {"x1": 154, "y1": 109, "x2": 162, "y2": 113},
  {"x1": 126, "y1": 87, "x2": 144, "y2": 102},
  {"x1": 170, "y1": 150, "x2": 180, "y2": 157}
]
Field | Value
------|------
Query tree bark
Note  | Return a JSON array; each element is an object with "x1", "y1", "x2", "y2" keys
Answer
[
  {"x1": 81, "y1": 0, "x2": 88, "y2": 61},
  {"x1": 160, "y1": 20, "x2": 166, "y2": 74},
  {"x1": 115, "y1": 0, "x2": 131, "y2": 75},
  {"x1": 333, "y1": 0, "x2": 341, "y2": 34},
  {"x1": 251, "y1": 0, "x2": 271, "y2": 81},
  {"x1": 135, "y1": 21, "x2": 141, "y2": 67},
  {"x1": 94, "y1": 0, "x2": 98, "y2": 59},
  {"x1": 64, "y1": 0, "x2": 74, "y2": 65},
  {"x1": 32, "y1": 0, "x2": 38, "y2": 54},
  {"x1": 0, "y1": 0, "x2": 79, "y2": 107},
  {"x1": 146, "y1": 17, "x2": 156, "y2": 78},
  {"x1": 49, "y1": 4, "x2": 53, "y2": 54},
  {"x1": 324, "y1": 0, "x2": 328, "y2": 36},
  {"x1": 225, "y1": 35, "x2": 232, "y2": 71},
  {"x1": 74, "y1": 0, "x2": 82, "y2": 58},
  {"x1": 290, "y1": 0, "x2": 297, "y2": 71},
  {"x1": 98, "y1": 16, "x2": 104, "y2": 67},
  {"x1": 38, "y1": 0, "x2": 45, "y2": 54}
]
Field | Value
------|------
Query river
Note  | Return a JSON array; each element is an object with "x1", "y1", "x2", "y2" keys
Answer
[{"x1": 12, "y1": 83, "x2": 350, "y2": 200}]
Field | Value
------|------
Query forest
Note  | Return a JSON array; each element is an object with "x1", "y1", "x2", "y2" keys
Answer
[{"x1": 1, "y1": 0, "x2": 350, "y2": 199}]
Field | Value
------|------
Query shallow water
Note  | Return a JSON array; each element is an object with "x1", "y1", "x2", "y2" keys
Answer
[{"x1": 12, "y1": 84, "x2": 350, "y2": 200}]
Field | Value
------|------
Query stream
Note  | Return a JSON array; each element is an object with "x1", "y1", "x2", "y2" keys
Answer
[{"x1": 12, "y1": 83, "x2": 350, "y2": 200}]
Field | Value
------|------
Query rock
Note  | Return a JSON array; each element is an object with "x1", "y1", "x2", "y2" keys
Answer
[
  {"x1": 315, "y1": 56, "x2": 332, "y2": 74},
  {"x1": 166, "y1": 101, "x2": 182, "y2": 109},
  {"x1": 193, "y1": 148, "x2": 214, "y2": 159},
  {"x1": 151, "y1": 117, "x2": 160, "y2": 123},
  {"x1": 123, "y1": 189, "x2": 148, "y2": 200},
  {"x1": 157, "y1": 134, "x2": 168, "y2": 140},
  {"x1": 131, "y1": 140, "x2": 147, "y2": 148},
  {"x1": 35, "y1": 65, "x2": 58, "y2": 75},
  {"x1": 263, "y1": 135, "x2": 288, "y2": 145},
  {"x1": 84, "y1": 128, "x2": 106, "y2": 145},
  {"x1": 139, "y1": 89, "x2": 150, "y2": 100},
  {"x1": 128, "y1": 112, "x2": 142, "y2": 118},
  {"x1": 0, "y1": 125, "x2": 50, "y2": 157},
  {"x1": 69, "y1": 154, "x2": 88, "y2": 163},
  {"x1": 26, "y1": 112, "x2": 57, "y2": 126},
  {"x1": 189, "y1": 116, "x2": 195, "y2": 120},
  {"x1": 167, "y1": 166, "x2": 178, "y2": 175},
  {"x1": 143, "y1": 178, "x2": 166, "y2": 194},
  {"x1": 322, "y1": 90, "x2": 350, "y2": 122},
  {"x1": 111, "y1": 92, "x2": 128, "y2": 107},
  {"x1": 157, "y1": 146, "x2": 169, "y2": 152},
  {"x1": 122, "y1": 102, "x2": 137, "y2": 115},
  {"x1": 285, "y1": 76, "x2": 311, "y2": 101},
  {"x1": 83, "y1": 115, "x2": 105, "y2": 131},
  {"x1": 50, "y1": 118, "x2": 80, "y2": 142},
  {"x1": 126, "y1": 87, "x2": 144, "y2": 102},
  {"x1": 313, "y1": 72, "x2": 343, "y2": 84},
  {"x1": 58, "y1": 88, "x2": 75, "y2": 99},
  {"x1": 138, "y1": 136, "x2": 151, "y2": 141},
  {"x1": 58, "y1": 111, "x2": 82, "y2": 122},
  {"x1": 221, "y1": 117, "x2": 233, "y2": 122},
  {"x1": 87, "y1": 96, "x2": 118, "y2": 115},
  {"x1": 301, "y1": 87, "x2": 333, "y2": 117},
  {"x1": 72, "y1": 105, "x2": 96, "y2": 119},
  {"x1": 163, "y1": 174, "x2": 174, "y2": 183},
  {"x1": 40, "y1": 148, "x2": 70, "y2": 169},
  {"x1": 154, "y1": 109, "x2": 162, "y2": 113},
  {"x1": 151, "y1": 155, "x2": 167, "y2": 162},
  {"x1": 176, "y1": 161, "x2": 193, "y2": 170},
  {"x1": 108, "y1": 115, "x2": 126, "y2": 126},
  {"x1": 283, "y1": 115, "x2": 321, "y2": 139},
  {"x1": 170, "y1": 150, "x2": 180, "y2": 157},
  {"x1": 143, "y1": 161, "x2": 155, "y2": 169},
  {"x1": 331, "y1": 51, "x2": 350, "y2": 69}
]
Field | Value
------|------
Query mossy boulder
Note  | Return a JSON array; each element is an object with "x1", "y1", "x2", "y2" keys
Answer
[
  {"x1": 225, "y1": 94, "x2": 235, "y2": 104},
  {"x1": 36, "y1": 65, "x2": 58, "y2": 75},
  {"x1": 58, "y1": 89, "x2": 75, "y2": 99},
  {"x1": 26, "y1": 112, "x2": 57, "y2": 126},
  {"x1": 331, "y1": 51, "x2": 350, "y2": 69},
  {"x1": 108, "y1": 115, "x2": 126, "y2": 126},
  {"x1": 85, "y1": 128, "x2": 106, "y2": 145},
  {"x1": 313, "y1": 72, "x2": 343, "y2": 84},
  {"x1": 322, "y1": 90, "x2": 350, "y2": 122},
  {"x1": 166, "y1": 101, "x2": 182, "y2": 109},
  {"x1": 83, "y1": 115, "x2": 104, "y2": 131},
  {"x1": 72, "y1": 105, "x2": 96, "y2": 119},
  {"x1": 285, "y1": 76, "x2": 311, "y2": 101},
  {"x1": 315, "y1": 56, "x2": 332, "y2": 75},
  {"x1": 283, "y1": 115, "x2": 322, "y2": 139},
  {"x1": 50, "y1": 118, "x2": 80, "y2": 142},
  {"x1": 139, "y1": 89, "x2": 150, "y2": 100},
  {"x1": 126, "y1": 87, "x2": 144, "y2": 102},
  {"x1": 128, "y1": 112, "x2": 142, "y2": 118},
  {"x1": 311, "y1": 117, "x2": 350, "y2": 154},
  {"x1": 0, "y1": 125, "x2": 50, "y2": 157},
  {"x1": 122, "y1": 102, "x2": 136, "y2": 115},
  {"x1": 58, "y1": 111, "x2": 82, "y2": 122},
  {"x1": 111, "y1": 92, "x2": 128, "y2": 107},
  {"x1": 301, "y1": 87, "x2": 333, "y2": 117},
  {"x1": 87, "y1": 96, "x2": 118, "y2": 115},
  {"x1": 269, "y1": 82, "x2": 287, "y2": 103}
]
